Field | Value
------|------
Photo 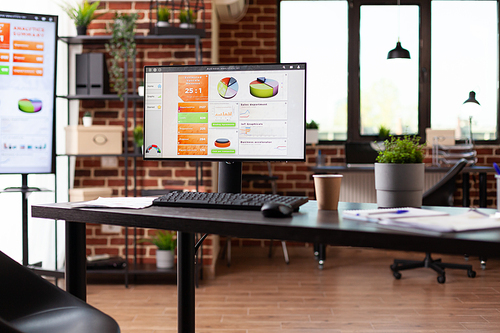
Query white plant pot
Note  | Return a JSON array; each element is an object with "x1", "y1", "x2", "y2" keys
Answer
[
  {"x1": 179, "y1": 23, "x2": 195, "y2": 29},
  {"x1": 306, "y1": 129, "x2": 319, "y2": 144},
  {"x1": 374, "y1": 163, "x2": 425, "y2": 208},
  {"x1": 156, "y1": 249, "x2": 174, "y2": 269},
  {"x1": 137, "y1": 86, "x2": 144, "y2": 96},
  {"x1": 156, "y1": 21, "x2": 170, "y2": 27},
  {"x1": 82, "y1": 117, "x2": 92, "y2": 127}
]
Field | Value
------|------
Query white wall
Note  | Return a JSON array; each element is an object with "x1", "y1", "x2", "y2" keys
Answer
[{"x1": 0, "y1": 1, "x2": 73, "y2": 269}]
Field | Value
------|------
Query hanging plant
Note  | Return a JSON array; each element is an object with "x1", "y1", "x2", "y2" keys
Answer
[{"x1": 105, "y1": 12, "x2": 138, "y2": 100}]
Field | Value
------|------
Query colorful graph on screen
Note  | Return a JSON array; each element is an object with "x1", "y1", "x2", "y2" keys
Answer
[
  {"x1": 18, "y1": 98, "x2": 42, "y2": 113},
  {"x1": 249, "y1": 77, "x2": 279, "y2": 98},
  {"x1": 217, "y1": 77, "x2": 239, "y2": 99}
]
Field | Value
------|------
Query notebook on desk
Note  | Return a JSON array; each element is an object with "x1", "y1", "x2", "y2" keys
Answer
[{"x1": 343, "y1": 208, "x2": 500, "y2": 233}]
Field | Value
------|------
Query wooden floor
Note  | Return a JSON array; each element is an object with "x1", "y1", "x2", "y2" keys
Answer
[{"x1": 87, "y1": 246, "x2": 500, "y2": 333}]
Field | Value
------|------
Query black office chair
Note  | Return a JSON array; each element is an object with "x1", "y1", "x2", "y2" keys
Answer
[
  {"x1": 0, "y1": 251, "x2": 120, "y2": 333},
  {"x1": 390, "y1": 158, "x2": 476, "y2": 283}
]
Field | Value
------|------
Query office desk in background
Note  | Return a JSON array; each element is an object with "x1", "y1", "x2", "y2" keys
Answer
[
  {"x1": 311, "y1": 165, "x2": 494, "y2": 208},
  {"x1": 32, "y1": 201, "x2": 500, "y2": 333}
]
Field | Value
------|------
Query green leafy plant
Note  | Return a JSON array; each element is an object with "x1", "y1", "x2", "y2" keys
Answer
[
  {"x1": 306, "y1": 120, "x2": 319, "y2": 129},
  {"x1": 179, "y1": 9, "x2": 197, "y2": 24},
  {"x1": 133, "y1": 125, "x2": 144, "y2": 147},
  {"x1": 140, "y1": 230, "x2": 177, "y2": 251},
  {"x1": 378, "y1": 125, "x2": 390, "y2": 139},
  {"x1": 376, "y1": 135, "x2": 425, "y2": 164},
  {"x1": 157, "y1": 6, "x2": 171, "y2": 22},
  {"x1": 83, "y1": 111, "x2": 92, "y2": 117},
  {"x1": 105, "y1": 12, "x2": 138, "y2": 100},
  {"x1": 60, "y1": 0, "x2": 103, "y2": 27}
]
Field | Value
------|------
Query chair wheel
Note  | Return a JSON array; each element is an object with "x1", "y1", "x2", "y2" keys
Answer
[
  {"x1": 390, "y1": 264, "x2": 397, "y2": 272},
  {"x1": 437, "y1": 275, "x2": 446, "y2": 284},
  {"x1": 467, "y1": 269, "x2": 476, "y2": 278},
  {"x1": 393, "y1": 272, "x2": 401, "y2": 280}
]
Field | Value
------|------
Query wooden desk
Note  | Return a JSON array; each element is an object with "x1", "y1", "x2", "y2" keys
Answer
[
  {"x1": 311, "y1": 165, "x2": 494, "y2": 207},
  {"x1": 32, "y1": 202, "x2": 500, "y2": 332}
]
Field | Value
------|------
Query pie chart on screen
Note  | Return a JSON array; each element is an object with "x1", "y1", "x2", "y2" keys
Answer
[
  {"x1": 249, "y1": 77, "x2": 279, "y2": 98},
  {"x1": 18, "y1": 98, "x2": 42, "y2": 113},
  {"x1": 217, "y1": 77, "x2": 238, "y2": 99}
]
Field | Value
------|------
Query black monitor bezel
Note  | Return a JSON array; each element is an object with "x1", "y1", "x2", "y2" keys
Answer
[
  {"x1": 143, "y1": 62, "x2": 307, "y2": 163},
  {"x1": 0, "y1": 10, "x2": 58, "y2": 175}
]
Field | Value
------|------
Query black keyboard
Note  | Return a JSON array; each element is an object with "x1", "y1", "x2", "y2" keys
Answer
[{"x1": 152, "y1": 192, "x2": 309, "y2": 211}]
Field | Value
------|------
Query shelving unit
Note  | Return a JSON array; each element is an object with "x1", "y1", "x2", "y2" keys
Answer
[{"x1": 58, "y1": 33, "x2": 203, "y2": 286}]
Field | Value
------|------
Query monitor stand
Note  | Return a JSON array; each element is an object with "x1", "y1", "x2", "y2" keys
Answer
[{"x1": 218, "y1": 162, "x2": 242, "y2": 193}]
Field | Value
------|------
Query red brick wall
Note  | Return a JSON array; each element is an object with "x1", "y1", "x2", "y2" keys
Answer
[
  {"x1": 218, "y1": 0, "x2": 277, "y2": 63},
  {"x1": 76, "y1": 1, "x2": 499, "y2": 275}
]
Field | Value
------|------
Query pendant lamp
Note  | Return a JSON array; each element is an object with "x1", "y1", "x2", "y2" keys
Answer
[{"x1": 387, "y1": 0, "x2": 411, "y2": 59}]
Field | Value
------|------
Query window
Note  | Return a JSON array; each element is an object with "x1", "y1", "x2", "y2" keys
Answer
[
  {"x1": 360, "y1": 5, "x2": 420, "y2": 136},
  {"x1": 279, "y1": 0, "x2": 348, "y2": 140},
  {"x1": 279, "y1": 0, "x2": 498, "y2": 143},
  {"x1": 431, "y1": 1, "x2": 498, "y2": 141}
]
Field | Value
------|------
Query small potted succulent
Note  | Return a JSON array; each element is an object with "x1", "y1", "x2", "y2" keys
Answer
[
  {"x1": 305, "y1": 120, "x2": 319, "y2": 144},
  {"x1": 179, "y1": 9, "x2": 196, "y2": 29},
  {"x1": 141, "y1": 230, "x2": 177, "y2": 269},
  {"x1": 60, "y1": 0, "x2": 104, "y2": 35},
  {"x1": 157, "y1": 6, "x2": 171, "y2": 27},
  {"x1": 82, "y1": 111, "x2": 92, "y2": 127},
  {"x1": 133, "y1": 125, "x2": 144, "y2": 154},
  {"x1": 374, "y1": 135, "x2": 426, "y2": 208}
]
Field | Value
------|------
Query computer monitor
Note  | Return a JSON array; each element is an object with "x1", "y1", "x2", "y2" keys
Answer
[
  {"x1": 0, "y1": 11, "x2": 57, "y2": 174},
  {"x1": 143, "y1": 63, "x2": 306, "y2": 192}
]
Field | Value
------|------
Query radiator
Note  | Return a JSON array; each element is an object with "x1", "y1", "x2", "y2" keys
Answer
[{"x1": 339, "y1": 172, "x2": 445, "y2": 203}]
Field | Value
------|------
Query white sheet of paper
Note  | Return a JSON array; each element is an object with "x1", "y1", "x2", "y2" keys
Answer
[{"x1": 72, "y1": 197, "x2": 155, "y2": 209}]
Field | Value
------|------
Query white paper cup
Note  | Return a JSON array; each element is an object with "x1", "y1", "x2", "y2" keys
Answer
[{"x1": 313, "y1": 174, "x2": 343, "y2": 210}]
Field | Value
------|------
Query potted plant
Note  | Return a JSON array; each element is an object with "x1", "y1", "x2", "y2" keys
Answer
[
  {"x1": 157, "y1": 6, "x2": 171, "y2": 27},
  {"x1": 306, "y1": 120, "x2": 319, "y2": 144},
  {"x1": 179, "y1": 9, "x2": 196, "y2": 29},
  {"x1": 82, "y1": 111, "x2": 92, "y2": 127},
  {"x1": 378, "y1": 125, "x2": 390, "y2": 141},
  {"x1": 133, "y1": 125, "x2": 144, "y2": 154},
  {"x1": 105, "y1": 12, "x2": 138, "y2": 101},
  {"x1": 141, "y1": 230, "x2": 177, "y2": 269},
  {"x1": 374, "y1": 135, "x2": 426, "y2": 208},
  {"x1": 60, "y1": 0, "x2": 103, "y2": 35}
]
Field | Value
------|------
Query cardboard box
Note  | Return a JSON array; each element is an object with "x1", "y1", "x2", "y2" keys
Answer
[
  {"x1": 69, "y1": 187, "x2": 113, "y2": 202},
  {"x1": 65, "y1": 125, "x2": 123, "y2": 155}
]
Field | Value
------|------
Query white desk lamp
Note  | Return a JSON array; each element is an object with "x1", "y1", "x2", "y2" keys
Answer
[{"x1": 462, "y1": 91, "x2": 481, "y2": 145}]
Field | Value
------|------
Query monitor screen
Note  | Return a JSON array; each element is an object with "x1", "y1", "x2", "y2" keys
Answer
[
  {"x1": 0, "y1": 11, "x2": 57, "y2": 174},
  {"x1": 143, "y1": 63, "x2": 306, "y2": 162}
]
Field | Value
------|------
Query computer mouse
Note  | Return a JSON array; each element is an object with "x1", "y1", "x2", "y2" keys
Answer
[{"x1": 261, "y1": 202, "x2": 293, "y2": 218}]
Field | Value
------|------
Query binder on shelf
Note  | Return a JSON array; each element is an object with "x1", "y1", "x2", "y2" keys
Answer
[{"x1": 75, "y1": 53, "x2": 110, "y2": 95}]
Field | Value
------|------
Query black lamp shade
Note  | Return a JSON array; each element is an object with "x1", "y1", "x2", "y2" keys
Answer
[
  {"x1": 463, "y1": 91, "x2": 480, "y2": 105},
  {"x1": 387, "y1": 41, "x2": 411, "y2": 59}
]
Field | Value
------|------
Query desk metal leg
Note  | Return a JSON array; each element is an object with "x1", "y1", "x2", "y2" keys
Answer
[
  {"x1": 318, "y1": 244, "x2": 326, "y2": 270},
  {"x1": 479, "y1": 172, "x2": 487, "y2": 208},
  {"x1": 65, "y1": 221, "x2": 87, "y2": 301},
  {"x1": 462, "y1": 173, "x2": 470, "y2": 207},
  {"x1": 178, "y1": 231, "x2": 195, "y2": 333}
]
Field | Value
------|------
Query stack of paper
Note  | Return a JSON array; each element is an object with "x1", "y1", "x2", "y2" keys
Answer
[
  {"x1": 342, "y1": 208, "x2": 500, "y2": 233},
  {"x1": 71, "y1": 197, "x2": 155, "y2": 209}
]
